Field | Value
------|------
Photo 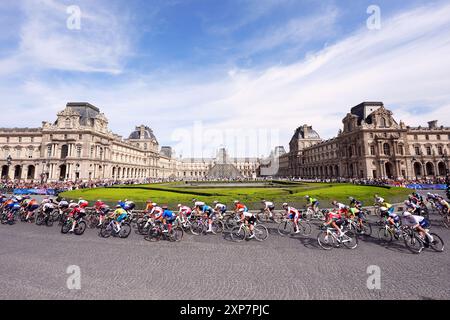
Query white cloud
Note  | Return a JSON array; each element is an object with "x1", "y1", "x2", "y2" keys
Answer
[
  {"x1": 1, "y1": 1, "x2": 450, "y2": 158},
  {"x1": 0, "y1": 0, "x2": 131, "y2": 75}
]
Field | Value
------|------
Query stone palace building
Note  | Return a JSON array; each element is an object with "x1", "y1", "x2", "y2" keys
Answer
[
  {"x1": 272, "y1": 102, "x2": 450, "y2": 180},
  {"x1": 0, "y1": 103, "x2": 259, "y2": 182}
]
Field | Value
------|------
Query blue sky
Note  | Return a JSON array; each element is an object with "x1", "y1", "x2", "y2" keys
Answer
[{"x1": 1, "y1": 0, "x2": 450, "y2": 158}]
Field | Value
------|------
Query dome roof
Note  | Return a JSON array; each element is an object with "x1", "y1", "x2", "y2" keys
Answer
[
  {"x1": 293, "y1": 125, "x2": 320, "y2": 140},
  {"x1": 128, "y1": 125, "x2": 158, "y2": 142}
]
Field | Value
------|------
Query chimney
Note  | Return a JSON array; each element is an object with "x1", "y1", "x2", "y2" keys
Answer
[{"x1": 428, "y1": 120, "x2": 438, "y2": 129}]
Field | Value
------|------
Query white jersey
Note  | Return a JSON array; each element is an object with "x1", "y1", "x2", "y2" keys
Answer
[
  {"x1": 335, "y1": 203, "x2": 346, "y2": 210},
  {"x1": 402, "y1": 214, "x2": 424, "y2": 227},
  {"x1": 194, "y1": 201, "x2": 205, "y2": 207},
  {"x1": 264, "y1": 201, "x2": 274, "y2": 209},
  {"x1": 43, "y1": 203, "x2": 54, "y2": 211},
  {"x1": 214, "y1": 203, "x2": 226, "y2": 210}
]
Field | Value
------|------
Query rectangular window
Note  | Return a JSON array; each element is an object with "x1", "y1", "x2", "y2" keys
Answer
[
  {"x1": 426, "y1": 146, "x2": 432, "y2": 155},
  {"x1": 415, "y1": 147, "x2": 420, "y2": 156},
  {"x1": 47, "y1": 146, "x2": 52, "y2": 157}
]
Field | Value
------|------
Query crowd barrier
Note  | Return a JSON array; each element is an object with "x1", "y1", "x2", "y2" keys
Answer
[
  {"x1": 405, "y1": 184, "x2": 447, "y2": 190},
  {"x1": 12, "y1": 189, "x2": 58, "y2": 196}
]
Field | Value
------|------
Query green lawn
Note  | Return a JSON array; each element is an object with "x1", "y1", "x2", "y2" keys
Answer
[{"x1": 60, "y1": 182, "x2": 411, "y2": 210}]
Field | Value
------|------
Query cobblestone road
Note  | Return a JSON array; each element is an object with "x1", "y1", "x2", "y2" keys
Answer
[{"x1": 1, "y1": 212, "x2": 449, "y2": 300}]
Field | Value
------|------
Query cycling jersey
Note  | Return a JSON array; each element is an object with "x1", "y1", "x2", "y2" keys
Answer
[
  {"x1": 179, "y1": 206, "x2": 192, "y2": 216},
  {"x1": 263, "y1": 201, "x2": 275, "y2": 210},
  {"x1": 162, "y1": 210, "x2": 176, "y2": 221},
  {"x1": 113, "y1": 208, "x2": 127, "y2": 222},
  {"x1": 214, "y1": 203, "x2": 227, "y2": 213},
  {"x1": 286, "y1": 207, "x2": 300, "y2": 220},
  {"x1": 151, "y1": 206, "x2": 164, "y2": 219},
  {"x1": 402, "y1": 214, "x2": 428, "y2": 228},
  {"x1": 235, "y1": 203, "x2": 248, "y2": 212}
]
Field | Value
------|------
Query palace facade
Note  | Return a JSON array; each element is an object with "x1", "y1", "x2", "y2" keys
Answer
[
  {"x1": 0, "y1": 103, "x2": 259, "y2": 182},
  {"x1": 279, "y1": 102, "x2": 450, "y2": 179}
]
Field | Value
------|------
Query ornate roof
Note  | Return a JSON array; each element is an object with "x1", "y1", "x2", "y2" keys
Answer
[
  {"x1": 292, "y1": 125, "x2": 321, "y2": 140},
  {"x1": 128, "y1": 125, "x2": 158, "y2": 142}
]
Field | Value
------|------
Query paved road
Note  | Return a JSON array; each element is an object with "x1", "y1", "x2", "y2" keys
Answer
[{"x1": 1, "y1": 212, "x2": 449, "y2": 300}]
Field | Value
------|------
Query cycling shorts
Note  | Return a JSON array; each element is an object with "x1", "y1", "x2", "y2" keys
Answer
[
  {"x1": 419, "y1": 219, "x2": 430, "y2": 229},
  {"x1": 117, "y1": 214, "x2": 128, "y2": 223},
  {"x1": 246, "y1": 216, "x2": 256, "y2": 225}
]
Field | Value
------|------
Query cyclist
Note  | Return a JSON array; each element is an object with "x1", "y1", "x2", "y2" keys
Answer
[
  {"x1": 67, "y1": 204, "x2": 83, "y2": 233},
  {"x1": 381, "y1": 206, "x2": 401, "y2": 234},
  {"x1": 162, "y1": 206, "x2": 177, "y2": 233},
  {"x1": 401, "y1": 211, "x2": 435, "y2": 245},
  {"x1": 108, "y1": 205, "x2": 128, "y2": 233},
  {"x1": 94, "y1": 200, "x2": 109, "y2": 226},
  {"x1": 192, "y1": 199, "x2": 205, "y2": 209},
  {"x1": 348, "y1": 197, "x2": 363, "y2": 209},
  {"x1": 78, "y1": 197, "x2": 89, "y2": 208},
  {"x1": 438, "y1": 197, "x2": 450, "y2": 215},
  {"x1": 404, "y1": 200, "x2": 420, "y2": 215},
  {"x1": 177, "y1": 204, "x2": 192, "y2": 223},
  {"x1": 234, "y1": 200, "x2": 248, "y2": 213},
  {"x1": 331, "y1": 200, "x2": 347, "y2": 215},
  {"x1": 201, "y1": 204, "x2": 215, "y2": 233},
  {"x1": 24, "y1": 198, "x2": 40, "y2": 222},
  {"x1": 124, "y1": 199, "x2": 136, "y2": 212},
  {"x1": 282, "y1": 203, "x2": 301, "y2": 234},
  {"x1": 261, "y1": 200, "x2": 275, "y2": 220},
  {"x1": 374, "y1": 195, "x2": 394, "y2": 215},
  {"x1": 213, "y1": 201, "x2": 227, "y2": 219},
  {"x1": 237, "y1": 205, "x2": 256, "y2": 239},
  {"x1": 305, "y1": 195, "x2": 319, "y2": 213},
  {"x1": 144, "y1": 200, "x2": 154, "y2": 213},
  {"x1": 322, "y1": 209, "x2": 343, "y2": 237}
]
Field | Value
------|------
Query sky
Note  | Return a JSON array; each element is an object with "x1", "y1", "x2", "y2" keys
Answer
[{"x1": 0, "y1": 0, "x2": 450, "y2": 159}]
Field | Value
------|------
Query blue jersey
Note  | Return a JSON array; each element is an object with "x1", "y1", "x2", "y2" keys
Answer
[
  {"x1": 202, "y1": 205, "x2": 213, "y2": 214},
  {"x1": 118, "y1": 201, "x2": 126, "y2": 209},
  {"x1": 162, "y1": 210, "x2": 176, "y2": 220}
]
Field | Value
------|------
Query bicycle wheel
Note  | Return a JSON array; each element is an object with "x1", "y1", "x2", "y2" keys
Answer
[
  {"x1": 224, "y1": 215, "x2": 236, "y2": 229},
  {"x1": 377, "y1": 227, "x2": 393, "y2": 243},
  {"x1": 257, "y1": 211, "x2": 269, "y2": 223},
  {"x1": 404, "y1": 233, "x2": 424, "y2": 254},
  {"x1": 429, "y1": 233, "x2": 444, "y2": 252},
  {"x1": 303, "y1": 210, "x2": 313, "y2": 222},
  {"x1": 317, "y1": 231, "x2": 335, "y2": 250},
  {"x1": 100, "y1": 223, "x2": 112, "y2": 238},
  {"x1": 169, "y1": 227, "x2": 184, "y2": 242},
  {"x1": 357, "y1": 221, "x2": 372, "y2": 237},
  {"x1": 74, "y1": 221, "x2": 86, "y2": 235},
  {"x1": 147, "y1": 227, "x2": 162, "y2": 242},
  {"x1": 254, "y1": 225, "x2": 269, "y2": 242},
  {"x1": 46, "y1": 216, "x2": 54, "y2": 227},
  {"x1": 61, "y1": 221, "x2": 71, "y2": 234},
  {"x1": 119, "y1": 223, "x2": 132, "y2": 238},
  {"x1": 277, "y1": 220, "x2": 293, "y2": 237},
  {"x1": 442, "y1": 215, "x2": 450, "y2": 229},
  {"x1": 272, "y1": 212, "x2": 283, "y2": 224},
  {"x1": 298, "y1": 220, "x2": 312, "y2": 236},
  {"x1": 212, "y1": 220, "x2": 224, "y2": 234},
  {"x1": 230, "y1": 226, "x2": 246, "y2": 242},
  {"x1": 190, "y1": 220, "x2": 203, "y2": 236},
  {"x1": 342, "y1": 231, "x2": 358, "y2": 249},
  {"x1": 36, "y1": 215, "x2": 44, "y2": 226}
]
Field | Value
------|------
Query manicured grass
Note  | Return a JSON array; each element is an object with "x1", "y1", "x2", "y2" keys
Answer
[{"x1": 60, "y1": 182, "x2": 411, "y2": 210}]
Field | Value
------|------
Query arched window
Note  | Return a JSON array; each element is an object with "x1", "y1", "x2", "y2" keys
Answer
[
  {"x1": 380, "y1": 118, "x2": 387, "y2": 128},
  {"x1": 65, "y1": 118, "x2": 71, "y2": 128},
  {"x1": 383, "y1": 143, "x2": 391, "y2": 156}
]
